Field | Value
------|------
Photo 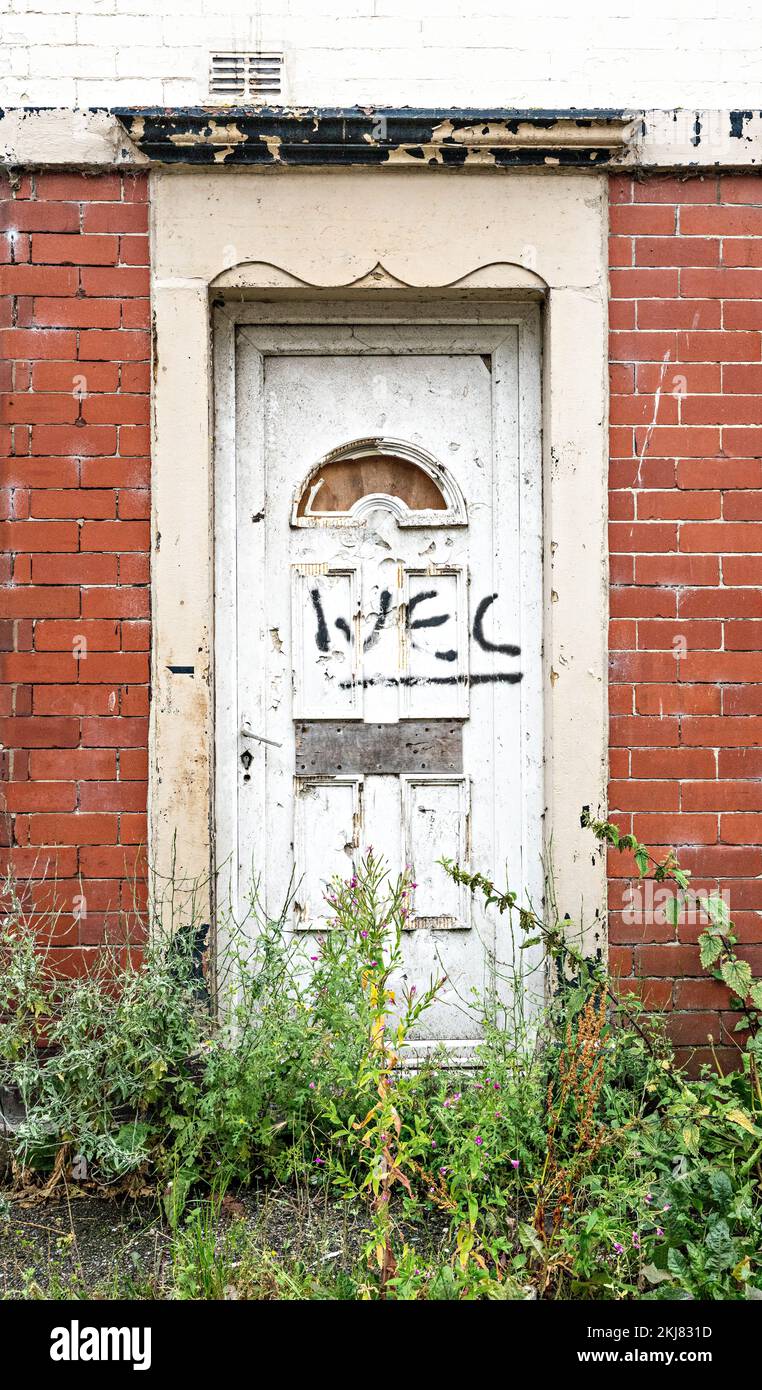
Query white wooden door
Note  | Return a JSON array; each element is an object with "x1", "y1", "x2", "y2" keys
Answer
[{"x1": 228, "y1": 320, "x2": 542, "y2": 1046}]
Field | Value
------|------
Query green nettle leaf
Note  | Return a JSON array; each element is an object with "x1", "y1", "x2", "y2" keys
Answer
[
  {"x1": 664, "y1": 895, "x2": 683, "y2": 928},
  {"x1": 725, "y1": 1108, "x2": 760, "y2": 1137},
  {"x1": 682, "y1": 1124, "x2": 701, "y2": 1156},
  {"x1": 704, "y1": 894, "x2": 731, "y2": 930},
  {"x1": 699, "y1": 934, "x2": 723, "y2": 969},
  {"x1": 564, "y1": 986, "x2": 588, "y2": 1018},
  {"x1": 705, "y1": 1219, "x2": 736, "y2": 1274},
  {"x1": 720, "y1": 957, "x2": 753, "y2": 999},
  {"x1": 517, "y1": 1222, "x2": 545, "y2": 1258},
  {"x1": 634, "y1": 850, "x2": 649, "y2": 877},
  {"x1": 667, "y1": 1247, "x2": 689, "y2": 1279},
  {"x1": 708, "y1": 1169, "x2": 733, "y2": 1213},
  {"x1": 749, "y1": 982, "x2": 762, "y2": 1011}
]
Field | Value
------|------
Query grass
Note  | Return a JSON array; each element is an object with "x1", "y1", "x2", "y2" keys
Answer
[{"x1": 2, "y1": 829, "x2": 762, "y2": 1301}]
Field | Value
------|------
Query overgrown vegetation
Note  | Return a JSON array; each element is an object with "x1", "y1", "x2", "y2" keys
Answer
[{"x1": 1, "y1": 815, "x2": 761, "y2": 1301}]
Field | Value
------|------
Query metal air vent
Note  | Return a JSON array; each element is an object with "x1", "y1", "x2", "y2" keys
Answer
[{"x1": 209, "y1": 51, "x2": 283, "y2": 102}]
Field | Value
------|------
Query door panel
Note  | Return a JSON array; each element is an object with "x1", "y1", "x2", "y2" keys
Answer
[
  {"x1": 232, "y1": 323, "x2": 541, "y2": 1044},
  {"x1": 292, "y1": 567, "x2": 361, "y2": 718},
  {"x1": 293, "y1": 776, "x2": 363, "y2": 931},
  {"x1": 401, "y1": 774, "x2": 471, "y2": 931},
  {"x1": 402, "y1": 569, "x2": 469, "y2": 719}
]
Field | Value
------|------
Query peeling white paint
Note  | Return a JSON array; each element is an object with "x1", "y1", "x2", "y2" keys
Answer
[{"x1": 0, "y1": 107, "x2": 146, "y2": 165}]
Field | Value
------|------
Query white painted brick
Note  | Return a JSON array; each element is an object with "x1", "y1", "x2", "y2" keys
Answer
[
  {"x1": 417, "y1": 16, "x2": 759, "y2": 52},
  {"x1": 75, "y1": 13, "x2": 164, "y2": 45},
  {"x1": 4, "y1": 0, "x2": 761, "y2": 113},
  {"x1": 371, "y1": 0, "x2": 521, "y2": 14},
  {"x1": 246, "y1": 17, "x2": 426, "y2": 47},
  {"x1": 0, "y1": 43, "x2": 30, "y2": 77},
  {"x1": 294, "y1": 46, "x2": 554, "y2": 85},
  {"x1": 117, "y1": 0, "x2": 199, "y2": 11},
  {"x1": 16, "y1": 0, "x2": 115, "y2": 13},
  {"x1": 277, "y1": 0, "x2": 376, "y2": 15},
  {"x1": 159, "y1": 17, "x2": 285, "y2": 48},
  {"x1": 162, "y1": 77, "x2": 208, "y2": 102},
  {"x1": 418, "y1": 18, "x2": 557, "y2": 48},
  {"x1": 3, "y1": 14, "x2": 77, "y2": 45},
  {"x1": 158, "y1": 17, "x2": 227, "y2": 45},
  {"x1": 31, "y1": 45, "x2": 117, "y2": 80},
  {"x1": 4, "y1": 76, "x2": 79, "y2": 104},
  {"x1": 115, "y1": 45, "x2": 202, "y2": 78},
  {"x1": 75, "y1": 76, "x2": 165, "y2": 104}
]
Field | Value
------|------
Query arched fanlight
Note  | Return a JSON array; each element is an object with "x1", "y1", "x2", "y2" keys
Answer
[{"x1": 292, "y1": 437, "x2": 467, "y2": 528}]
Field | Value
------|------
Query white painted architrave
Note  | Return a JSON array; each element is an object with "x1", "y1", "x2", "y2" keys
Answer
[{"x1": 150, "y1": 168, "x2": 609, "y2": 964}]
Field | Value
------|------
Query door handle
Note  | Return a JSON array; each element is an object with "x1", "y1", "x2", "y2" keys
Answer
[{"x1": 240, "y1": 721, "x2": 283, "y2": 749}]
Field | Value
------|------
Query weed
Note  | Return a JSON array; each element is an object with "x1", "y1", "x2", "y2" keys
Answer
[{"x1": 1, "y1": 820, "x2": 761, "y2": 1301}]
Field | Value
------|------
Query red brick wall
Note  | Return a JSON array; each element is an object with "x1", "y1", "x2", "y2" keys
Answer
[
  {"x1": 0, "y1": 170, "x2": 150, "y2": 966},
  {"x1": 2, "y1": 163, "x2": 761, "y2": 1057},
  {"x1": 609, "y1": 172, "x2": 762, "y2": 1070}
]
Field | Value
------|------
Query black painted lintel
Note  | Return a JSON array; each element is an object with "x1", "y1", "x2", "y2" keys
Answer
[{"x1": 112, "y1": 105, "x2": 631, "y2": 168}]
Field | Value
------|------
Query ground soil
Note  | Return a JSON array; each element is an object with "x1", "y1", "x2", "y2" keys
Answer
[{"x1": 0, "y1": 1183, "x2": 449, "y2": 1298}]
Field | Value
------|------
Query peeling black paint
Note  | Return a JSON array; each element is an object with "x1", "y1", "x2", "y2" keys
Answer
[
  {"x1": 729, "y1": 110, "x2": 754, "y2": 139},
  {"x1": 110, "y1": 105, "x2": 629, "y2": 167}
]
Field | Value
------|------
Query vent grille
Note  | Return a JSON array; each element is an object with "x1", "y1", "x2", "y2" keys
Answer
[{"x1": 209, "y1": 51, "x2": 283, "y2": 101}]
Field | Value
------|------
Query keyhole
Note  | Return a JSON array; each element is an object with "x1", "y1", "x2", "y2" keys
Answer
[{"x1": 240, "y1": 749, "x2": 253, "y2": 772}]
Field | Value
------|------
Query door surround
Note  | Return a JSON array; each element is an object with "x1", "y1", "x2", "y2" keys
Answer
[{"x1": 149, "y1": 168, "x2": 609, "y2": 955}]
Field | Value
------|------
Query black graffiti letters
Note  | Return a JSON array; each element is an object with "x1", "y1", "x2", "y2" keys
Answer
[
  {"x1": 310, "y1": 585, "x2": 522, "y2": 685},
  {"x1": 407, "y1": 589, "x2": 448, "y2": 629},
  {"x1": 363, "y1": 589, "x2": 393, "y2": 651},
  {"x1": 407, "y1": 588, "x2": 456, "y2": 662},
  {"x1": 310, "y1": 588, "x2": 329, "y2": 653},
  {"x1": 473, "y1": 593, "x2": 521, "y2": 657},
  {"x1": 339, "y1": 672, "x2": 522, "y2": 689}
]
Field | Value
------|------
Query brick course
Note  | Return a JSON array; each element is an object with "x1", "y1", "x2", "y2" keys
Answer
[
  {"x1": 0, "y1": 170, "x2": 150, "y2": 962},
  {"x1": 2, "y1": 163, "x2": 762, "y2": 1065},
  {"x1": 609, "y1": 172, "x2": 762, "y2": 1072}
]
